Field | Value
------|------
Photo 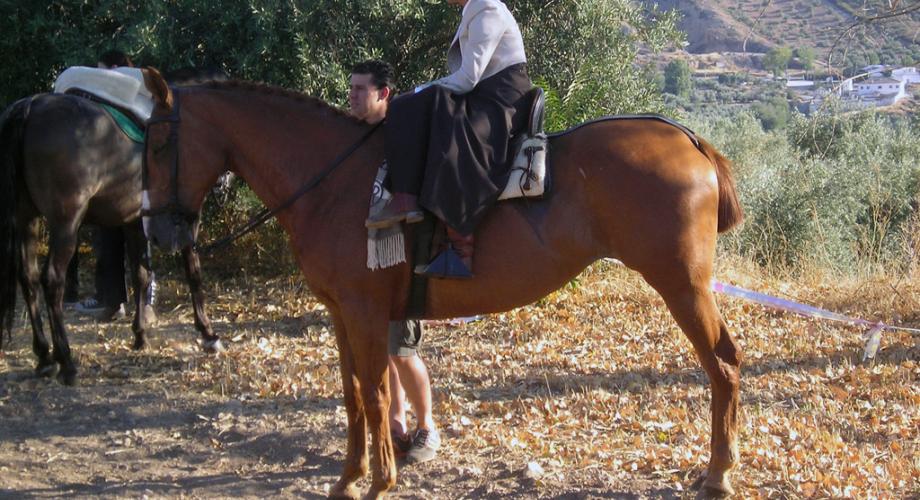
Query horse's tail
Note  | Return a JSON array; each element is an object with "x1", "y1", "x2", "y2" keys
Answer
[
  {"x1": 0, "y1": 97, "x2": 31, "y2": 348},
  {"x1": 697, "y1": 137, "x2": 744, "y2": 233}
]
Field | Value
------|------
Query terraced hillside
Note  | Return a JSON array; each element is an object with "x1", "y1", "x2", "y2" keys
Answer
[{"x1": 651, "y1": 0, "x2": 920, "y2": 66}]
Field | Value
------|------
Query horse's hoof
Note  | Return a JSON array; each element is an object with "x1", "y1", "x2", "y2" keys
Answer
[
  {"x1": 132, "y1": 337, "x2": 147, "y2": 350},
  {"x1": 202, "y1": 338, "x2": 225, "y2": 354},
  {"x1": 35, "y1": 361, "x2": 57, "y2": 378},
  {"x1": 695, "y1": 486, "x2": 733, "y2": 499},
  {"x1": 691, "y1": 471, "x2": 735, "y2": 499},
  {"x1": 57, "y1": 370, "x2": 78, "y2": 386},
  {"x1": 328, "y1": 481, "x2": 360, "y2": 500}
]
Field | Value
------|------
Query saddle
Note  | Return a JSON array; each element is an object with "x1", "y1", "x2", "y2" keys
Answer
[{"x1": 499, "y1": 87, "x2": 549, "y2": 200}]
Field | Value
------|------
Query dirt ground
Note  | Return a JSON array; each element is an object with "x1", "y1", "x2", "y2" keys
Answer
[{"x1": 1, "y1": 263, "x2": 917, "y2": 499}]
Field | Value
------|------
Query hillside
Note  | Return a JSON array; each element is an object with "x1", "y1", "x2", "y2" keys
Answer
[{"x1": 649, "y1": 0, "x2": 920, "y2": 67}]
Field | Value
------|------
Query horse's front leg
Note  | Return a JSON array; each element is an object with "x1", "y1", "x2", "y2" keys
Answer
[
  {"x1": 329, "y1": 309, "x2": 369, "y2": 499},
  {"x1": 124, "y1": 221, "x2": 150, "y2": 350},
  {"x1": 341, "y1": 308, "x2": 396, "y2": 499},
  {"x1": 181, "y1": 245, "x2": 222, "y2": 352},
  {"x1": 18, "y1": 216, "x2": 54, "y2": 376}
]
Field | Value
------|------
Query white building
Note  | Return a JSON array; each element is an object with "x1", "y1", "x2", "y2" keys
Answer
[
  {"x1": 854, "y1": 77, "x2": 906, "y2": 98},
  {"x1": 891, "y1": 67, "x2": 920, "y2": 84}
]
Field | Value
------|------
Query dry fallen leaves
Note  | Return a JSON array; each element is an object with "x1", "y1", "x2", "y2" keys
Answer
[{"x1": 1, "y1": 264, "x2": 917, "y2": 497}]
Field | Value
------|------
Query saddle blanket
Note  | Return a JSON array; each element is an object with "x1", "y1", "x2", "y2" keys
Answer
[
  {"x1": 53, "y1": 66, "x2": 154, "y2": 122},
  {"x1": 367, "y1": 161, "x2": 407, "y2": 270}
]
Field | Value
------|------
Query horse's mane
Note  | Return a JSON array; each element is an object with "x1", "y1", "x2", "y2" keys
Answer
[{"x1": 194, "y1": 80, "x2": 362, "y2": 124}]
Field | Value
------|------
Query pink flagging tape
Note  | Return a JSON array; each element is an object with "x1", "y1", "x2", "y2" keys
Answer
[
  {"x1": 602, "y1": 259, "x2": 918, "y2": 360},
  {"x1": 711, "y1": 280, "x2": 920, "y2": 361}
]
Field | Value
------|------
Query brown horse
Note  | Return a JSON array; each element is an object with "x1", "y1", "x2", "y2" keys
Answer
[{"x1": 141, "y1": 73, "x2": 744, "y2": 499}]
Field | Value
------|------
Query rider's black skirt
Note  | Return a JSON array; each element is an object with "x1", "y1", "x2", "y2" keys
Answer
[{"x1": 384, "y1": 64, "x2": 531, "y2": 235}]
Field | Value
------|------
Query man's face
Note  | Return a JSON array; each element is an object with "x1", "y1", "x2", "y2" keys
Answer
[{"x1": 349, "y1": 73, "x2": 388, "y2": 124}]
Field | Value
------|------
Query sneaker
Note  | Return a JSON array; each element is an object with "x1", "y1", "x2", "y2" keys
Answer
[
  {"x1": 74, "y1": 297, "x2": 106, "y2": 314},
  {"x1": 406, "y1": 428, "x2": 440, "y2": 464},
  {"x1": 76, "y1": 298, "x2": 125, "y2": 322},
  {"x1": 391, "y1": 430, "x2": 412, "y2": 458},
  {"x1": 96, "y1": 303, "x2": 126, "y2": 322}
]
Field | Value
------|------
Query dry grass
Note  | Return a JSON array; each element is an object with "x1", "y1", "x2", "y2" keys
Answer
[
  {"x1": 168, "y1": 259, "x2": 920, "y2": 497},
  {"x1": 1, "y1": 258, "x2": 918, "y2": 497}
]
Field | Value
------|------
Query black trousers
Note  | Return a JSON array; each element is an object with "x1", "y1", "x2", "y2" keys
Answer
[
  {"x1": 385, "y1": 64, "x2": 532, "y2": 234},
  {"x1": 93, "y1": 227, "x2": 127, "y2": 308}
]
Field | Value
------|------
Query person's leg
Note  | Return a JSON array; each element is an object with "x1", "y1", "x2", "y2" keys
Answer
[
  {"x1": 391, "y1": 354, "x2": 435, "y2": 431},
  {"x1": 64, "y1": 248, "x2": 79, "y2": 306},
  {"x1": 89, "y1": 226, "x2": 127, "y2": 320},
  {"x1": 388, "y1": 357, "x2": 408, "y2": 435},
  {"x1": 388, "y1": 320, "x2": 439, "y2": 463},
  {"x1": 366, "y1": 89, "x2": 440, "y2": 229}
]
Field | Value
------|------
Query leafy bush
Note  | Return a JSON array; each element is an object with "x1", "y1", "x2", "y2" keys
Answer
[{"x1": 694, "y1": 110, "x2": 920, "y2": 275}]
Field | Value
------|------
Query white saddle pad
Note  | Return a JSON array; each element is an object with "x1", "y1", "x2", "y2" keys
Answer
[{"x1": 53, "y1": 66, "x2": 153, "y2": 122}]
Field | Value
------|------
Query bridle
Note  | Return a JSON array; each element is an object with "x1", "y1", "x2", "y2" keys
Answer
[
  {"x1": 141, "y1": 86, "x2": 196, "y2": 222},
  {"x1": 141, "y1": 86, "x2": 382, "y2": 256}
]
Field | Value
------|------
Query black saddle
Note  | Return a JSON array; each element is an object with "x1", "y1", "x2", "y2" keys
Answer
[{"x1": 526, "y1": 87, "x2": 546, "y2": 136}]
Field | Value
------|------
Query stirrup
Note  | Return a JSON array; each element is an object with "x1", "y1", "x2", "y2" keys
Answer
[{"x1": 414, "y1": 246, "x2": 472, "y2": 279}]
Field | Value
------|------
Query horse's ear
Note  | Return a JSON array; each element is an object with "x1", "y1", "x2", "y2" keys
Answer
[{"x1": 142, "y1": 66, "x2": 173, "y2": 110}]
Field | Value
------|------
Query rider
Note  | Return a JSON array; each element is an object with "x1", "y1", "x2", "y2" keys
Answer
[
  {"x1": 365, "y1": 0, "x2": 532, "y2": 279},
  {"x1": 349, "y1": 60, "x2": 441, "y2": 463}
]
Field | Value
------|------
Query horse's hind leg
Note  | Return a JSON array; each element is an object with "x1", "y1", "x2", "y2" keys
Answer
[
  {"x1": 181, "y1": 245, "x2": 222, "y2": 352},
  {"x1": 646, "y1": 271, "x2": 741, "y2": 498},
  {"x1": 124, "y1": 222, "x2": 149, "y2": 350},
  {"x1": 42, "y1": 227, "x2": 80, "y2": 385},
  {"x1": 18, "y1": 216, "x2": 54, "y2": 376},
  {"x1": 328, "y1": 309, "x2": 369, "y2": 499}
]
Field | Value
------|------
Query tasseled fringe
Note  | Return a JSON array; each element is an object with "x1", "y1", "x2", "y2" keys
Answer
[{"x1": 367, "y1": 230, "x2": 406, "y2": 270}]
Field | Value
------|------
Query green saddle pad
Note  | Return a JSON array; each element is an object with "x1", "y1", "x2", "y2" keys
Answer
[{"x1": 101, "y1": 103, "x2": 145, "y2": 143}]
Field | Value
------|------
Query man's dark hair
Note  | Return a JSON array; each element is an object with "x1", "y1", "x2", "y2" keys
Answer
[
  {"x1": 99, "y1": 50, "x2": 132, "y2": 68},
  {"x1": 351, "y1": 60, "x2": 394, "y2": 90}
]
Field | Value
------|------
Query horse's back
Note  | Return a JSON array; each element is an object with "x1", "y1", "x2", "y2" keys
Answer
[{"x1": 20, "y1": 94, "x2": 143, "y2": 226}]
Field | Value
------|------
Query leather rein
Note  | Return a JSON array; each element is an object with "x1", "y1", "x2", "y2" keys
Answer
[{"x1": 141, "y1": 87, "x2": 382, "y2": 256}]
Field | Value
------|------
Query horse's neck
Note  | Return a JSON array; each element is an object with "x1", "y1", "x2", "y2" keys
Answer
[
  {"x1": 198, "y1": 92, "x2": 382, "y2": 237},
  {"x1": 203, "y1": 90, "x2": 375, "y2": 217}
]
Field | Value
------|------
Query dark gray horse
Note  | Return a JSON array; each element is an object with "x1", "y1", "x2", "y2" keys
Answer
[{"x1": 0, "y1": 68, "x2": 224, "y2": 385}]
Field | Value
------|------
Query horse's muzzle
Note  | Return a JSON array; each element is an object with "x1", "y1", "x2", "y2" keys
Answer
[{"x1": 145, "y1": 213, "x2": 194, "y2": 253}]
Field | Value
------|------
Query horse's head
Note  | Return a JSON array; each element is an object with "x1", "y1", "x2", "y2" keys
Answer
[{"x1": 141, "y1": 67, "x2": 202, "y2": 253}]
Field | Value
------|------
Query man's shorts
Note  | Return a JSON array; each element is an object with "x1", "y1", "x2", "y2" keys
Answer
[{"x1": 388, "y1": 320, "x2": 423, "y2": 357}]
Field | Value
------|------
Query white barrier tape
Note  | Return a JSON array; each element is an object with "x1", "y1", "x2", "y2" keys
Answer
[{"x1": 602, "y1": 259, "x2": 919, "y2": 361}]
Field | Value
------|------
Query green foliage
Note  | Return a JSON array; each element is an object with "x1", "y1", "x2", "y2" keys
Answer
[
  {"x1": 752, "y1": 94, "x2": 791, "y2": 131},
  {"x1": 694, "y1": 110, "x2": 920, "y2": 274},
  {"x1": 762, "y1": 46, "x2": 793, "y2": 77},
  {"x1": 663, "y1": 59, "x2": 692, "y2": 98},
  {"x1": 794, "y1": 46, "x2": 815, "y2": 72},
  {"x1": 0, "y1": 0, "x2": 683, "y2": 129}
]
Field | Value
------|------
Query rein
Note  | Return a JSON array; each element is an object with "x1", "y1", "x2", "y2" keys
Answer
[
  {"x1": 197, "y1": 120, "x2": 381, "y2": 256},
  {"x1": 142, "y1": 87, "x2": 382, "y2": 257}
]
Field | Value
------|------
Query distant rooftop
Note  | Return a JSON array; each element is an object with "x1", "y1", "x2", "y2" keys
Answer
[{"x1": 861, "y1": 77, "x2": 901, "y2": 85}]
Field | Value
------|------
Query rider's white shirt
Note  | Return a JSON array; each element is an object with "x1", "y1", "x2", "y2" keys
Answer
[{"x1": 433, "y1": 0, "x2": 527, "y2": 94}]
